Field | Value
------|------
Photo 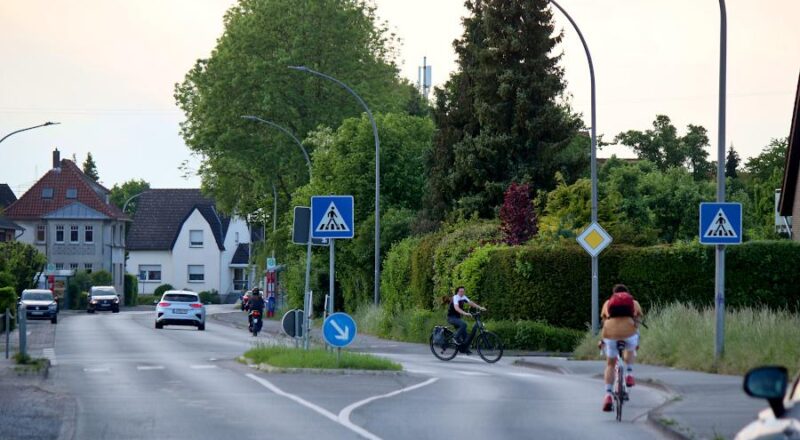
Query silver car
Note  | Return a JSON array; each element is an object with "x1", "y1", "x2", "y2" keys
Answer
[
  {"x1": 735, "y1": 366, "x2": 800, "y2": 440},
  {"x1": 19, "y1": 289, "x2": 58, "y2": 324},
  {"x1": 154, "y1": 290, "x2": 205, "y2": 331}
]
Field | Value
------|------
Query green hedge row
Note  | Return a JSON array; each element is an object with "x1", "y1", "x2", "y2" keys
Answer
[
  {"x1": 124, "y1": 274, "x2": 138, "y2": 306},
  {"x1": 485, "y1": 320, "x2": 583, "y2": 353},
  {"x1": 383, "y1": 235, "x2": 800, "y2": 330}
]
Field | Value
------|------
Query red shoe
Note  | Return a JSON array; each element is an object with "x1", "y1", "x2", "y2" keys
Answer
[
  {"x1": 602, "y1": 394, "x2": 613, "y2": 412},
  {"x1": 626, "y1": 374, "x2": 635, "y2": 387}
]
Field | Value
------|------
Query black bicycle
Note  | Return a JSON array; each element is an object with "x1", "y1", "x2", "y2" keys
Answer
[{"x1": 429, "y1": 311, "x2": 503, "y2": 363}]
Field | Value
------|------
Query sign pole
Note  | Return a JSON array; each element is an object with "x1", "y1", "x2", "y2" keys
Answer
[
  {"x1": 303, "y1": 206, "x2": 313, "y2": 350},
  {"x1": 715, "y1": 0, "x2": 727, "y2": 362},
  {"x1": 329, "y1": 239, "x2": 335, "y2": 316}
]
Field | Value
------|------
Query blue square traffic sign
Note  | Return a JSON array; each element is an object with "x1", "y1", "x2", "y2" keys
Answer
[
  {"x1": 699, "y1": 202, "x2": 742, "y2": 245},
  {"x1": 311, "y1": 196, "x2": 354, "y2": 239}
]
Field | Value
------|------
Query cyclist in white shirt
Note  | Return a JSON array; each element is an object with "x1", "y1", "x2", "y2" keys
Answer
[{"x1": 446, "y1": 286, "x2": 485, "y2": 355}]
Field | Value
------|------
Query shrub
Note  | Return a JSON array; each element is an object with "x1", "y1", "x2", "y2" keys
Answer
[
  {"x1": 153, "y1": 284, "x2": 174, "y2": 297},
  {"x1": 409, "y1": 232, "x2": 443, "y2": 309},
  {"x1": 123, "y1": 274, "x2": 138, "y2": 306},
  {"x1": 381, "y1": 237, "x2": 420, "y2": 312},
  {"x1": 199, "y1": 290, "x2": 221, "y2": 304},
  {"x1": 90, "y1": 270, "x2": 113, "y2": 286},
  {"x1": 137, "y1": 295, "x2": 157, "y2": 306},
  {"x1": 0, "y1": 286, "x2": 17, "y2": 331},
  {"x1": 431, "y1": 220, "x2": 500, "y2": 303}
]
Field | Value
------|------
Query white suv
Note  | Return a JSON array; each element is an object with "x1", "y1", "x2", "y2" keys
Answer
[{"x1": 154, "y1": 290, "x2": 206, "y2": 331}]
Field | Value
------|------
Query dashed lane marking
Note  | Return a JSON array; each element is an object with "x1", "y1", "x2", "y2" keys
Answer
[
  {"x1": 457, "y1": 370, "x2": 489, "y2": 376},
  {"x1": 190, "y1": 365, "x2": 218, "y2": 370},
  {"x1": 137, "y1": 365, "x2": 165, "y2": 371},
  {"x1": 83, "y1": 368, "x2": 110, "y2": 373}
]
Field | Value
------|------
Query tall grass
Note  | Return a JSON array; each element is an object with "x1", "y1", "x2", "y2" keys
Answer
[
  {"x1": 573, "y1": 302, "x2": 800, "y2": 375},
  {"x1": 244, "y1": 345, "x2": 401, "y2": 371}
]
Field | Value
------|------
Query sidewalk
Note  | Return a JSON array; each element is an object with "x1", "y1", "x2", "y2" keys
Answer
[{"x1": 514, "y1": 357, "x2": 764, "y2": 440}]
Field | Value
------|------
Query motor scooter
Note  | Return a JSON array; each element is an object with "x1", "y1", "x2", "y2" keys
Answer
[{"x1": 248, "y1": 310, "x2": 262, "y2": 336}]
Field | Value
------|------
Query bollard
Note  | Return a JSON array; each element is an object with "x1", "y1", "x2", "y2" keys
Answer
[{"x1": 18, "y1": 303, "x2": 27, "y2": 359}]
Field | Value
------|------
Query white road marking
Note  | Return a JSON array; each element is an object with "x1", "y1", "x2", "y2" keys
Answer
[
  {"x1": 137, "y1": 365, "x2": 165, "y2": 371},
  {"x1": 506, "y1": 372, "x2": 543, "y2": 379},
  {"x1": 190, "y1": 365, "x2": 218, "y2": 370},
  {"x1": 406, "y1": 369, "x2": 435, "y2": 375},
  {"x1": 457, "y1": 370, "x2": 489, "y2": 376},
  {"x1": 83, "y1": 368, "x2": 110, "y2": 373},
  {"x1": 43, "y1": 348, "x2": 57, "y2": 366},
  {"x1": 246, "y1": 373, "x2": 438, "y2": 440}
]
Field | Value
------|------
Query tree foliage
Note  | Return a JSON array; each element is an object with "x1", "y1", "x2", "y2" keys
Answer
[
  {"x1": 425, "y1": 0, "x2": 583, "y2": 222},
  {"x1": 82, "y1": 152, "x2": 99, "y2": 181},
  {"x1": 109, "y1": 179, "x2": 151, "y2": 216},
  {"x1": 726, "y1": 145, "x2": 740, "y2": 178},
  {"x1": 174, "y1": 0, "x2": 416, "y2": 215},
  {"x1": 0, "y1": 241, "x2": 46, "y2": 293},
  {"x1": 615, "y1": 115, "x2": 711, "y2": 180},
  {"x1": 499, "y1": 182, "x2": 537, "y2": 245}
]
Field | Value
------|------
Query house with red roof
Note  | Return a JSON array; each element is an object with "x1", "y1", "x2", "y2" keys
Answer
[{"x1": 4, "y1": 149, "x2": 129, "y2": 298}]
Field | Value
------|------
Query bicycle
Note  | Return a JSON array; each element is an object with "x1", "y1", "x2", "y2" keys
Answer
[
  {"x1": 611, "y1": 340, "x2": 630, "y2": 422},
  {"x1": 429, "y1": 311, "x2": 503, "y2": 363}
]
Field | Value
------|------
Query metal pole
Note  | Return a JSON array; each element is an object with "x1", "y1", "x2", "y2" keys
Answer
[
  {"x1": 271, "y1": 182, "x2": 278, "y2": 260},
  {"x1": 18, "y1": 304, "x2": 26, "y2": 358},
  {"x1": 241, "y1": 116, "x2": 313, "y2": 179},
  {"x1": 715, "y1": 0, "x2": 728, "y2": 361},
  {"x1": 549, "y1": 0, "x2": 599, "y2": 335},
  {"x1": 303, "y1": 215, "x2": 313, "y2": 350},
  {"x1": 288, "y1": 66, "x2": 381, "y2": 305},
  {"x1": 329, "y1": 239, "x2": 335, "y2": 315},
  {"x1": 0, "y1": 121, "x2": 60, "y2": 145}
]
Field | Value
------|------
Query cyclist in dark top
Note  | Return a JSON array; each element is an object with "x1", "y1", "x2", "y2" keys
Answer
[
  {"x1": 447, "y1": 286, "x2": 485, "y2": 354},
  {"x1": 248, "y1": 289, "x2": 266, "y2": 327}
]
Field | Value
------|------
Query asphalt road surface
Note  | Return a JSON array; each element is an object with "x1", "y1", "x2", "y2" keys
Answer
[{"x1": 49, "y1": 306, "x2": 670, "y2": 440}]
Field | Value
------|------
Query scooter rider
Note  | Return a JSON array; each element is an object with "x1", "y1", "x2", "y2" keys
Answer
[{"x1": 248, "y1": 289, "x2": 266, "y2": 330}]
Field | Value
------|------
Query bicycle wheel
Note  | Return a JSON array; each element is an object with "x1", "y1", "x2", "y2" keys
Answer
[
  {"x1": 476, "y1": 331, "x2": 503, "y2": 363},
  {"x1": 429, "y1": 328, "x2": 458, "y2": 361},
  {"x1": 615, "y1": 364, "x2": 625, "y2": 422}
]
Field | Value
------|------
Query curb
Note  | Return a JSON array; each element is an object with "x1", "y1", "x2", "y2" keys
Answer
[
  {"x1": 238, "y1": 356, "x2": 406, "y2": 376},
  {"x1": 512, "y1": 359, "x2": 569, "y2": 375}
]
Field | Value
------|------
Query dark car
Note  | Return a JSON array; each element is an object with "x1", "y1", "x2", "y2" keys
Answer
[
  {"x1": 735, "y1": 366, "x2": 800, "y2": 439},
  {"x1": 20, "y1": 289, "x2": 58, "y2": 324},
  {"x1": 87, "y1": 286, "x2": 120, "y2": 313}
]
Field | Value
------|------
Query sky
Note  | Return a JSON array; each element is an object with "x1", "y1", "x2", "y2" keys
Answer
[{"x1": 1, "y1": 0, "x2": 799, "y2": 198}]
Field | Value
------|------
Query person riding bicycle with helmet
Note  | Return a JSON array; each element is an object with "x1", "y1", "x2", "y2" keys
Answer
[
  {"x1": 600, "y1": 284, "x2": 643, "y2": 412},
  {"x1": 447, "y1": 286, "x2": 485, "y2": 355}
]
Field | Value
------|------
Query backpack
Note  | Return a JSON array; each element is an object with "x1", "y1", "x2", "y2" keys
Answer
[
  {"x1": 432, "y1": 326, "x2": 447, "y2": 347},
  {"x1": 608, "y1": 292, "x2": 635, "y2": 318}
]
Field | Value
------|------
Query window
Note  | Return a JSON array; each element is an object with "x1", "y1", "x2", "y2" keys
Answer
[
  {"x1": 66, "y1": 188, "x2": 77, "y2": 199},
  {"x1": 138, "y1": 265, "x2": 161, "y2": 282},
  {"x1": 188, "y1": 265, "x2": 204, "y2": 282},
  {"x1": 84, "y1": 263, "x2": 93, "y2": 273},
  {"x1": 112, "y1": 225, "x2": 116, "y2": 244},
  {"x1": 70, "y1": 225, "x2": 79, "y2": 243},
  {"x1": 70, "y1": 263, "x2": 78, "y2": 271},
  {"x1": 42, "y1": 188, "x2": 54, "y2": 199},
  {"x1": 55, "y1": 263, "x2": 63, "y2": 270},
  {"x1": 84, "y1": 225, "x2": 93, "y2": 243},
  {"x1": 55, "y1": 225, "x2": 64, "y2": 243},
  {"x1": 36, "y1": 225, "x2": 46, "y2": 243},
  {"x1": 189, "y1": 230, "x2": 203, "y2": 247}
]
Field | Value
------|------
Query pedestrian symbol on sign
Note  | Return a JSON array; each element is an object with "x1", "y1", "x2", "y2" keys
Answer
[
  {"x1": 315, "y1": 202, "x2": 351, "y2": 233},
  {"x1": 703, "y1": 209, "x2": 738, "y2": 239}
]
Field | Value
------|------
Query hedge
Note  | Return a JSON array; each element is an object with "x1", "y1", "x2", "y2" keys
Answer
[
  {"x1": 124, "y1": 274, "x2": 138, "y2": 306},
  {"x1": 154, "y1": 284, "x2": 174, "y2": 297},
  {"x1": 382, "y1": 236, "x2": 800, "y2": 330}
]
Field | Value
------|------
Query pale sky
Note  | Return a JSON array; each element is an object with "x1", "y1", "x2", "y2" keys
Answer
[{"x1": 1, "y1": 0, "x2": 799, "y2": 197}]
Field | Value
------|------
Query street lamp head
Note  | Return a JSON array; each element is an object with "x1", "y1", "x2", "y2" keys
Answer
[{"x1": 44, "y1": 122, "x2": 60, "y2": 126}]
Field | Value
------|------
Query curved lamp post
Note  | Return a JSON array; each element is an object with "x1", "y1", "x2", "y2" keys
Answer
[
  {"x1": 121, "y1": 190, "x2": 149, "y2": 296},
  {"x1": 241, "y1": 115, "x2": 313, "y2": 179},
  {"x1": 714, "y1": 0, "x2": 727, "y2": 360},
  {"x1": 0, "y1": 121, "x2": 60, "y2": 145},
  {"x1": 549, "y1": 0, "x2": 600, "y2": 335},
  {"x1": 288, "y1": 65, "x2": 382, "y2": 306}
]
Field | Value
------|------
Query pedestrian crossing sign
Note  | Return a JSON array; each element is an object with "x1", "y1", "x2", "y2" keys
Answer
[
  {"x1": 311, "y1": 196, "x2": 354, "y2": 239},
  {"x1": 699, "y1": 202, "x2": 742, "y2": 245}
]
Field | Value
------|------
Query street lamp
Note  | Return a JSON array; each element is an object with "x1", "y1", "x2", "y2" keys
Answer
[
  {"x1": 0, "y1": 122, "x2": 60, "y2": 144},
  {"x1": 122, "y1": 191, "x2": 149, "y2": 299},
  {"x1": 288, "y1": 65, "x2": 382, "y2": 305},
  {"x1": 241, "y1": 115, "x2": 313, "y2": 179},
  {"x1": 714, "y1": 0, "x2": 728, "y2": 360},
  {"x1": 549, "y1": 0, "x2": 600, "y2": 334}
]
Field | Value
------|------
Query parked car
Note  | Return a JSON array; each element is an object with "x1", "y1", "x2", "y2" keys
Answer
[
  {"x1": 735, "y1": 366, "x2": 800, "y2": 440},
  {"x1": 87, "y1": 286, "x2": 120, "y2": 313},
  {"x1": 19, "y1": 289, "x2": 58, "y2": 324},
  {"x1": 155, "y1": 290, "x2": 205, "y2": 330}
]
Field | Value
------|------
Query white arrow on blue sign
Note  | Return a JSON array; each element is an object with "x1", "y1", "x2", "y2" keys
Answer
[
  {"x1": 699, "y1": 202, "x2": 742, "y2": 245},
  {"x1": 322, "y1": 312, "x2": 357, "y2": 347},
  {"x1": 311, "y1": 196, "x2": 354, "y2": 239}
]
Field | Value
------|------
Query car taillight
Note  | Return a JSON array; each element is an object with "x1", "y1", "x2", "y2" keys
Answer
[
  {"x1": 190, "y1": 303, "x2": 202, "y2": 309},
  {"x1": 158, "y1": 302, "x2": 171, "y2": 307}
]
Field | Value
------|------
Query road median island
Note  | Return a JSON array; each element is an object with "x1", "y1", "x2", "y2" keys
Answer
[{"x1": 241, "y1": 345, "x2": 403, "y2": 375}]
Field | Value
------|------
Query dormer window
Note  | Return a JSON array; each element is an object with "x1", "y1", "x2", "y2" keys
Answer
[
  {"x1": 66, "y1": 188, "x2": 77, "y2": 199},
  {"x1": 190, "y1": 230, "x2": 203, "y2": 247},
  {"x1": 42, "y1": 188, "x2": 54, "y2": 199}
]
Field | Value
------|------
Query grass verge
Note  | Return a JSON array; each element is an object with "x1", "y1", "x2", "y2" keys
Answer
[
  {"x1": 13, "y1": 352, "x2": 49, "y2": 374},
  {"x1": 243, "y1": 345, "x2": 401, "y2": 371},
  {"x1": 572, "y1": 302, "x2": 800, "y2": 375}
]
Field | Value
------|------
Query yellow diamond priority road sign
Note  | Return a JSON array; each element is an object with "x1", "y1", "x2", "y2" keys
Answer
[{"x1": 577, "y1": 222, "x2": 613, "y2": 257}]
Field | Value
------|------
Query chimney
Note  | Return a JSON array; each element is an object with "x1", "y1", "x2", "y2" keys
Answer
[{"x1": 52, "y1": 148, "x2": 61, "y2": 169}]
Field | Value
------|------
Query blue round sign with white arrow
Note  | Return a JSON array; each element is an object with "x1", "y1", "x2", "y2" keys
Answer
[{"x1": 323, "y1": 313, "x2": 357, "y2": 348}]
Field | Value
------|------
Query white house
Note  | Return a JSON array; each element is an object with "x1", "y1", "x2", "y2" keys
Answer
[{"x1": 126, "y1": 189, "x2": 252, "y2": 296}]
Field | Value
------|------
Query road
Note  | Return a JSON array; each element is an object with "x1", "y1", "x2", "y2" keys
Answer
[{"x1": 47, "y1": 306, "x2": 670, "y2": 440}]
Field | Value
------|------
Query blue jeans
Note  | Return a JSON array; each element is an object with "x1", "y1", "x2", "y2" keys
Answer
[{"x1": 447, "y1": 316, "x2": 467, "y2": 345}]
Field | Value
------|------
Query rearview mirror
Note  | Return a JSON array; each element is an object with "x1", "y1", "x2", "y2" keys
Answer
[{"x1": 743, "y1": 366, "x2": 788, "y2": 418}]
